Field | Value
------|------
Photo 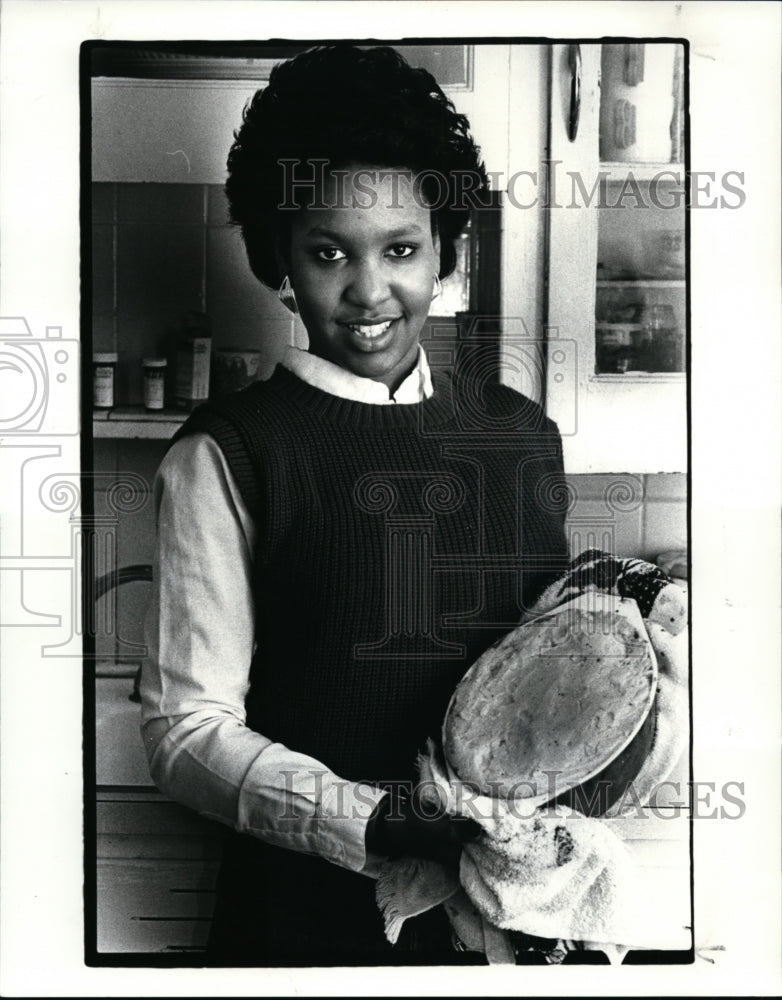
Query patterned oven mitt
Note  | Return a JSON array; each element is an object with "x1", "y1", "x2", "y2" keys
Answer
[{"x1": 525, "y1": 548, "x2": 687, "y2": 637}]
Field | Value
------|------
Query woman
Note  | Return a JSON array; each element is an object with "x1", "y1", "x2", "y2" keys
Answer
[{"x1": 141, "y1": 44, "x2": 570, "y2": 966}]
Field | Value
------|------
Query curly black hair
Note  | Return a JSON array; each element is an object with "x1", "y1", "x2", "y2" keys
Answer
[{"x1": 225, "y1": 44, "x2": 489, "y2": 289}]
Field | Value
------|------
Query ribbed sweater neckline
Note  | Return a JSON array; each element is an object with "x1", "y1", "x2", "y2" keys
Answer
[{"x1": 263, "y1": 363, "x2": 457, "y2": 430}]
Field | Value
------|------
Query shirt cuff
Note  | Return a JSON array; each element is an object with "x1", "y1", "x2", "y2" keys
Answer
[{"x1": 317, "y1": 779, "x2": 390, "y2": 875}]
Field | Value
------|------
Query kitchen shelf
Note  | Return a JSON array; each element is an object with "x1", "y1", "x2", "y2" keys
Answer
[
  {"x1": 596, "y1": 279, "x2": 685, "y2": 288},
  {"x1": 93, "y1": 407, "x2": 188, "y2": 439},
  {"x1": 600, "y1": 162, "x2": 684, "y2": 183},
  {"x1": 591, "y1": 372, "x2": 685, "y2": 384}
]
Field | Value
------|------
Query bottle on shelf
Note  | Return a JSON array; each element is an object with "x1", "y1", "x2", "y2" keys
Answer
[
  {"x1": 175, "y1": 311, "x2": 212, "y2": 411},
  {"x1": 142, "y1": 357, "x2": 167, "y2": 411},
  {"x1": 93, "y1": 352, "x2": 118, "y2": 409}
]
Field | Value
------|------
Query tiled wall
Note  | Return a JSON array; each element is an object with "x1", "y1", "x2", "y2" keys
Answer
[
  {"x1": 92, "y1": 183, "x2": 687, "y2": 660},
  {"x1": 566, "y1": 472, "x2": 686, "y2": 561}
]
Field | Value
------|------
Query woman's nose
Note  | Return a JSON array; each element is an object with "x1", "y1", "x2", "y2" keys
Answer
[{"x1": 344, "y1": 261, "x2": 389, "y2": 310}]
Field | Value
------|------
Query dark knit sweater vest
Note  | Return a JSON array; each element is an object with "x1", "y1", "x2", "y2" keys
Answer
[{"x1": 173, "y1": 364, "x2": 569, "y2": 964}]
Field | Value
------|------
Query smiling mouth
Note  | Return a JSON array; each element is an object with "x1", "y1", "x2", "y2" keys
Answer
[{"x1": 344, "y1": 319, "x2": 397, "y2": 339}]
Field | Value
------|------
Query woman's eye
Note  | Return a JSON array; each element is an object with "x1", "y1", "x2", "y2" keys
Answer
[
  {"x1": 316, "y1": 247, "x2": 347, "y2": 261},
  {"x1": 388, "y1": 244, "x2": 416, "y2": 258}
]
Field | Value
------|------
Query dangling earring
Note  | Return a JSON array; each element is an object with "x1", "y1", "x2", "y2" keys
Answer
[
  {"x1": 278, "y1": 274, "x2": 298, "y2": 314},
  {"x1": 431, "y1": 275, "x2": 442, "y2": 301}
]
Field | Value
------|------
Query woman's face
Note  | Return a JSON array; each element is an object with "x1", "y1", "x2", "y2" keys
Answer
[{"x1": 286, "y1": 167, "x2": 439, "y2": 392}]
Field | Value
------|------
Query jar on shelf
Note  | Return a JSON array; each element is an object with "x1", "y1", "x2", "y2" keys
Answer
[
  {"x1": 595, "y1": 323, "x2": 642, "y2": 374},
  {"x1": 645, "y1": 229, "x2": 685, "y2": 279},
  {"x1": 92, "y1": 352, "x2": 117, "y2": 409},
  {"x1": 641, "y1": 304, "x2": 681, "y2": 372},
  {"x1": 142, "y1": 357, "x2": 167, "y2": 411}
]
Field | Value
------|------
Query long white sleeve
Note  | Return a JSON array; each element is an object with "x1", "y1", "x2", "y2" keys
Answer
[{"x1": 140, "y1": 431, "x2": 388, "y2": 875}]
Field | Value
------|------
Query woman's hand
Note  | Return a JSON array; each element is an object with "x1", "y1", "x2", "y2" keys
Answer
[{"x1": 365, "y1": 785, "x2": 481, "y2": 868}]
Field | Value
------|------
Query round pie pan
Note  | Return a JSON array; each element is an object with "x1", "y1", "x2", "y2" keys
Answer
[{"x1": 442, "y1": 594, "x2": 658, "y2": 817}]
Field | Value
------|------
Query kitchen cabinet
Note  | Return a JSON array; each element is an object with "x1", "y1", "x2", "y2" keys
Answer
[
  {"x1": 96, "y1": 791, "x2": 222, "y2": 955},
  {"x1": 94, "y1": 679, "x2": 223, "y2": 954},
  {"x1": 545, "y1": 43, "x2": 687, "y2": 474},
  {"x1": 91, "y1": 45, "x2": 482, "y2": 184}
]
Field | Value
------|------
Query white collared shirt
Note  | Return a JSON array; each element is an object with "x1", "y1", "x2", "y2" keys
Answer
[
  {"x1": 141, "y1": 348, "x2": 433, "y2": 877},
  {"x1": 281, "y1": 344, "x2": 434, "y2": 405}
]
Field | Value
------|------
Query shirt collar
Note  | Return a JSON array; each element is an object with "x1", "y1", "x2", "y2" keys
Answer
[{"x1": 280, "y1": 345, "x2": 433, "y2": 405}]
